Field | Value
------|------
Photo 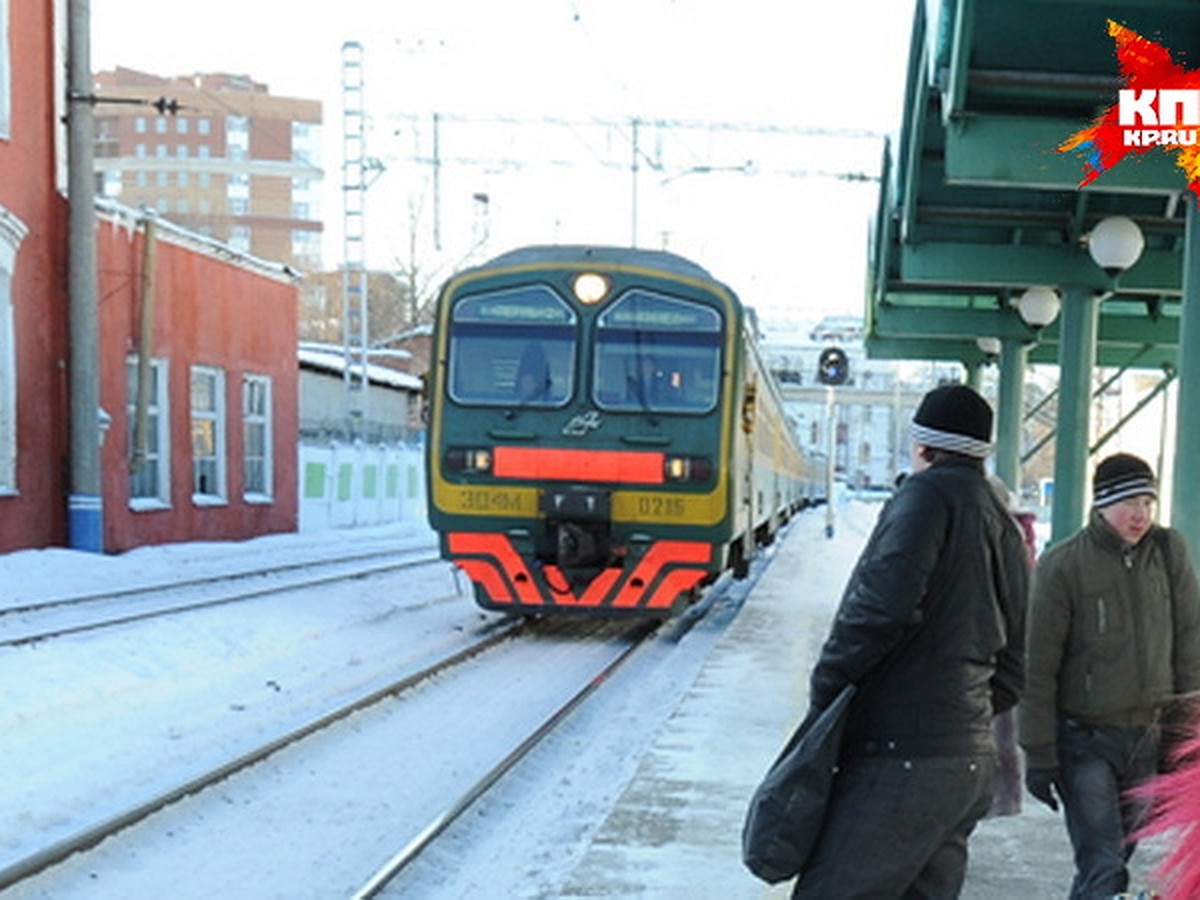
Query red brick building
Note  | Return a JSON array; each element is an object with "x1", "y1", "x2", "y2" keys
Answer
[
  {"x1": 0, "y1": 0, "x2": 70, "y2": 550},
  {"x1": 96, "y1": 206, "x2": 299, "y2": 551},
  {"x1": 0, "y1": 6, "x2": 299, "y2": 554}
]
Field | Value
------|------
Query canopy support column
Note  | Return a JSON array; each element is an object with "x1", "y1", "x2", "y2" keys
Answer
[
  {"x1": 1050, "y1": 285, "x2": 1099, "y2": 546},
  {"x1": 1172, "y1": 202, "x2": 1200, "y2": 560}
]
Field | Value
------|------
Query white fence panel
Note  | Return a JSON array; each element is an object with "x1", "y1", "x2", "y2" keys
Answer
[{"x1": 298, "y1": 441, "x2": 425, "y2": 532}]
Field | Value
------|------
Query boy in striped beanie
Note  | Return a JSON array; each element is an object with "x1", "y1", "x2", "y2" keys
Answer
[{"x1": 1020, "y1": 451, "x2": 1200, "y2": 898}]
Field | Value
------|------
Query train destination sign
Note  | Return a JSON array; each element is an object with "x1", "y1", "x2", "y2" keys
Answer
[{"x1": 455, "y1": 288, "x2": 575, "y2": 324}]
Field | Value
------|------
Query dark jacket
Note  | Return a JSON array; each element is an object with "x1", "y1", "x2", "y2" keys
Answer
[
  {"x1": 809, "y1": 458, "x2": 1029, "y2": 754},
  {"x1": 1018, "y1": 514, "x2": 1200, "y2": 770}
]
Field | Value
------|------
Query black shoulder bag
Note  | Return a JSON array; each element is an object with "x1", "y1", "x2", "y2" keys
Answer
[
  {"x1": 742, "y1": 574, "x2": 933, "y2": 883},
  {"x1": 740, "y1": 682, "x2": 857, "y2": 883}
]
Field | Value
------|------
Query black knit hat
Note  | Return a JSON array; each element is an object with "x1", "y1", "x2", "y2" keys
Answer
[
  {"x1": 1093, "y1": 453, "x2": 1157, "y2": 508},
  {"x1": 910, "y1": 384, "x2": 993, "y2": 458}
]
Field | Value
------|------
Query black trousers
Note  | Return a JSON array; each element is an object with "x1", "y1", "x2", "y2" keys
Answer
[
  {"x1": 1056, "y1": 717, "x2": 1160, "y2": 900},
  {"x1": 791, "y1": 751, "x2": 996, "y2": 899}
]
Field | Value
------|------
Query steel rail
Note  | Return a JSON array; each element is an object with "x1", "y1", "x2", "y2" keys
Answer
[
  {"x1": 0, "y1": 551, "x2": 442, "y2": 647},
  {"x1": 0, "y1": 615, "x2": 524, "y2": 892},
  {"x1": 0, "y1": 544, "x2": 438, "y2": 616},
  {"x1": 351, "y1": 618, "x2": 660, "y2": 899}
]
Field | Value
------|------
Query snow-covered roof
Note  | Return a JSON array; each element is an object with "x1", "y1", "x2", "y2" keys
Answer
[{"x1": 297, "y1": 344, "x2": 422, "y2": 392}]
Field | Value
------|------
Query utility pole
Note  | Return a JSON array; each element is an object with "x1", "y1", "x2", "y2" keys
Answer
[
  {"x1": 66, "y1": 0, "x2": 103, "y2": 550},
  {"x1": 824, "y1": 387, "x2": 836, "y2": 539}
]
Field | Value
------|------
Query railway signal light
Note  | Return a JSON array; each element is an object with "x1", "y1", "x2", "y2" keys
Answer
[{"x1": 817, "y1": 347, "x2": 849, "y2": 385}]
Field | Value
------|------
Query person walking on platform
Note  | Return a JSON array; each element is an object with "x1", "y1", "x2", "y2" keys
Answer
[
  {"x1": 793, "y1": 384, "x2": 1030, "y2": 898},
  {"x1": 1019, "y1": 453, "x2": 1200, "y2": 900}
]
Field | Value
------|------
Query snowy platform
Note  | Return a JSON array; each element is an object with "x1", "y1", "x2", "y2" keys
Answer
[{"x1": 558, "y1": 500, "x2": 1163, "y2": 899}]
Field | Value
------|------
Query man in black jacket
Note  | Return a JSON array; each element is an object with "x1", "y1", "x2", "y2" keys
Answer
[{"x1": 792, "y1": 383, "x2": 1030, "y2": 898}]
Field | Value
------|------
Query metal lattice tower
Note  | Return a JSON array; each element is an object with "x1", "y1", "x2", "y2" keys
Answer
[{"x1": 341, "y1": 41, "x2": 369, "y2": 436}]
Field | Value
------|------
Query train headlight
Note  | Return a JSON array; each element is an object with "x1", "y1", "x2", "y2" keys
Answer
[
  {"x1": 445, "y1": 447, "x2": 493, "y2": 473},
  {"x1": 664, "y1": 455, "x2": 713, "y2": 482},
  {"x1": 573, "y1": 272, "x2": 610, "y2": 305}
]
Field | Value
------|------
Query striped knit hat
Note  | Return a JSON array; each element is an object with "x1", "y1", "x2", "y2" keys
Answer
[
  {"x1": 1093, "y1": 453, "x2": 1157, "y2": 508},
  {"x1": 910, "y1": 384, "x2": 993, "y2": 459}
]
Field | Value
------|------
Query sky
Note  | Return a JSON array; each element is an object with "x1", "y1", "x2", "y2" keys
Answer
[{"x1": 89, "y1": 1, "x2": 916, "y2": 321}]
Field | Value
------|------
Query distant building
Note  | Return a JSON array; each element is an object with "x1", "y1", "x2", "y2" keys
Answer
[
  {"x1": 92, "y1": 67, "x2": 322, "y2": 271},
  {"x1": 761, "y1": 324, "x2": 959, "y2": 489},
  {"x1": 809, "y1": 314, "x2": 864, "y2": 343},
  {"x1": 298, "y1": 343, "x2": 423, "y2": 442}
]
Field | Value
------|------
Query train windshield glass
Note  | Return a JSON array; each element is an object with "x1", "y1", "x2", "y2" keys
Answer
[
  {"x1": 593, "y1": 291, "x2": 722, "y2": 413},
  {"x1": 447, "y1": 286, "x2": 577, "y2": 407}
]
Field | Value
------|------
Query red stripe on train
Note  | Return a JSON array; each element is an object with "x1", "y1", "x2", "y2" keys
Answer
[
  {"x1": 445, "y1": 531, "x2": 711, "y2": 610},
  {"x1": 493, "y1": 447, "x2": 664, "y2": 484}
]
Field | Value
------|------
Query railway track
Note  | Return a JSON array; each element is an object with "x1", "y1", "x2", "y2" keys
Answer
[
  {"x1": 3, "y1": 530, "x2": 773, "y2": 897},
  {"x1": 350, "y1": 617, "x2": 661, "y2": 899},
  {"x1": 0, "y1": 545, "x2": 441, "y2": 646},
  {"x1": 1, "y1": 600, "x2": 723, "y2": 896},
  {"x1": 349, "y1": 577, "x2": 735, "y2": 898},
  {"x1": 0, "y1": 611, "x2": 523, "y2": 891}
]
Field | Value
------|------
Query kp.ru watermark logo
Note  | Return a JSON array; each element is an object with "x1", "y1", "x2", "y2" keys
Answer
[
  {"x1": 1117, "y1": 90, "x2": 1197, "y2": 147},
  {"x1": 1060, "y1": 20, "x2": 1200, "y2": 200}
]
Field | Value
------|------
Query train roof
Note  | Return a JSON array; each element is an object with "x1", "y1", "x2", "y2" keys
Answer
[{"x1": 475, "y1": 244, "x2": 719, "y2": 284}]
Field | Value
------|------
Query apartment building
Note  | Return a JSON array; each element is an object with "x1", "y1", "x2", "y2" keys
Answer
[{"x1": 92, "y1": 67, "x2": 322, "y2": 270}]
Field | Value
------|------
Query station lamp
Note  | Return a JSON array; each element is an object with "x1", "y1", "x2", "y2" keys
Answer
[
  {"x1": 1086, "y1": 215, "x2": 1145, "y2": 276},
  {"x1": 976, "y1": 336, "x2": 1002, "y2": 359},
  {"x1": 1017, "y1": 286, "x2": 1061, "y2": 329}
]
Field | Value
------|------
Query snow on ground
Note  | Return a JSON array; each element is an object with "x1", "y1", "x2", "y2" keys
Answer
[
  {"x1": 0, "y1": 521, "x2": 438, "y2": 605},
  {"x1": 0, "y1": 500, "x2": 1170, "y2": 898},
  {"x1": 0, "y1": 521, "x2": 482, "y2": 888},
  {"x1": 1, "y1": 511, "x2": 855, "y2": 898}
]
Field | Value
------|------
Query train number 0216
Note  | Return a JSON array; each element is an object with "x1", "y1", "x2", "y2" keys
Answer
[{"x1": 636, "y1": 496, "x2": 687, "y2": 518}]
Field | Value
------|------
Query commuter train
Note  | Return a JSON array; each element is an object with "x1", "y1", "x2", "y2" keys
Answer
[{"x1": 425, "y1": 245, "x2": 825, "y2": 616}]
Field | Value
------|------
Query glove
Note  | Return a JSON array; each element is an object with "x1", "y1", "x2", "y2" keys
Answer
[{"x1": 1025, "y1": 767, "x2": 1062, "y2": 812}]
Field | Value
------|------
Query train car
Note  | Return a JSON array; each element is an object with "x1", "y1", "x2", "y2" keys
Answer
[{"x1": 425, "y1": 245, "x2": 824, "y2": 616}]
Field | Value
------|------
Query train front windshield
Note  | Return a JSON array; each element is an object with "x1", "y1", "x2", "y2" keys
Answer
[
  {"x1": 593, "y1": 291, "x2": 721, "y2": 413},
  {"x1": 447, "y1": 286, "x2": 577, "y2": 407},
  {"x1": 445, "y1": 284, "x2": 721, "y2": 414}
]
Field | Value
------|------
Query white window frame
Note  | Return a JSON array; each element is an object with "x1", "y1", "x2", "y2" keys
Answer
[
  {"x1": 125, "y1": 356, "x2": 171, "y2": 509},
  {"x1": 229, "y1": 224, "x2": 250, "y2": 251},
  {"x1": 190, "y1": 365, "x2": 227, "y2": 504},
  {"x1": 242, "y1": 373, "x2": 273, "y2": 501},
  {"x1": 0, "y1": 206, "x2": 27, "y2": 494}
]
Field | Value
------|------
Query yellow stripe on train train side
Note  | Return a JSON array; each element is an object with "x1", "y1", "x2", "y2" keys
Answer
[{"x1": 432, "y1": 482, "x2": 728, "y2": 526}]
